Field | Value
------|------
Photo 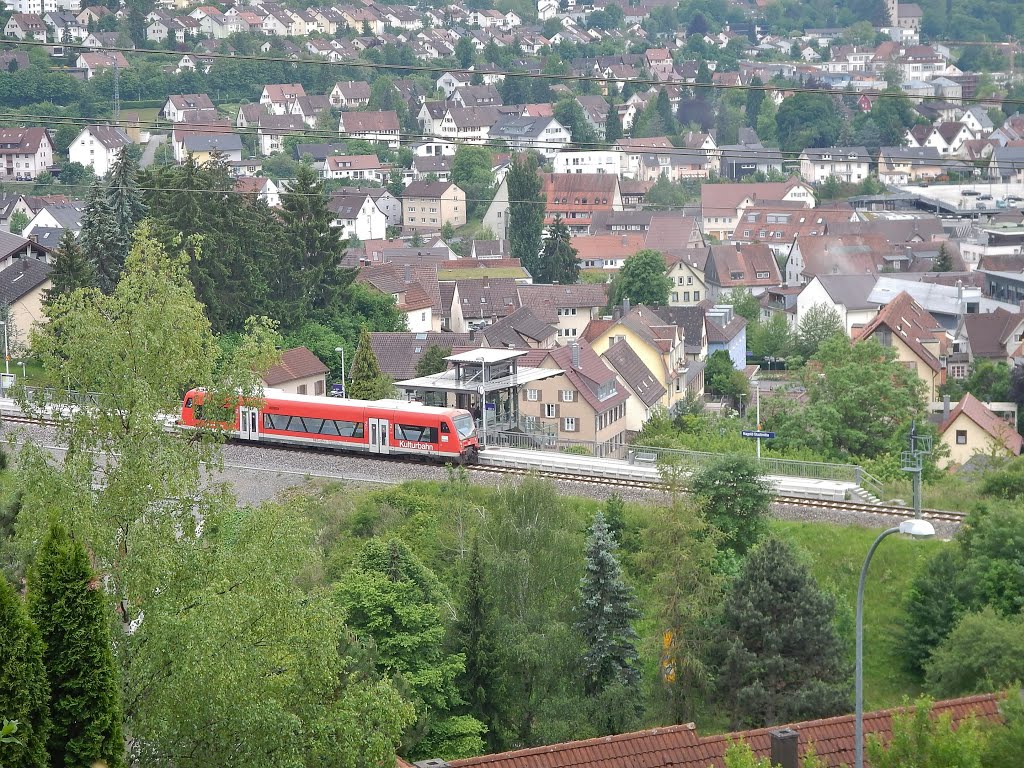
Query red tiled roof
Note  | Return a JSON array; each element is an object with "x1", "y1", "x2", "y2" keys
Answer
[
  {"x1": 449, "y1": 693, "x2": 1004, "y2": 768},
  {"x1": 856, "y1": 291, "x2": 946, "y2": 373},
  {"x1": 941, "y1": 393, "x2": 1024, "y2": 455},
  {"x1": 262, "y1": 347, "x2": 329, "y2": 386}
]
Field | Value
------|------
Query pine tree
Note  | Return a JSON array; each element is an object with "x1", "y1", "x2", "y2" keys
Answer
[
  {"x1": 105, "y1": 146, "x2": 146, "y2": 286},
  {"x1": 44, "y1": 230, "x2": 96, "y2": 307},
  {"x1": 718, "y1": 538, "x2": 851, "y2": 729},
  {"x1": 536, "y1": 216, "x2": 579, "y2": 285},
  {"x1": 78, "y1": 180, "x2": 119, "y2": 294},
  {"x1": 452, "y1": 537, "x2": 502, "y2": 751},
  {"x1": 347, "y1": 326, "x2": 392, "y2": 400},
  {"x1": 656, "y1": 88, "x2": 676, "y2": 133},
  {"x1": 28, "y1": 522, "x2": 123, "y2": 768},
  {"x1": 506, "y1": 154, "x2": 544, "y2": 275},
  {"x1": 934, "y1": 243, "x2": 953, "y2": 272},
  {"x1": 0, "y1": 576, "x2": 50, "y2": 768},
  {"x1": 576, "y1": 512, "x2": 641, "y2": 697},
  {"x1": 604, "y1": 105, "x2": 622, "y2": 143}
]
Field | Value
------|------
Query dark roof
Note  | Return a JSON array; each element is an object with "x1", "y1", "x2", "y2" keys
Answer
[
  {"x1": 0, "y1": 230, "x2": 49, "y2": 260},
  {"x1": 0, "y1": 259, "x2": 52, "y2": 305},
  {"x1": 182, "y1": 133, "x2": 243, "y2": 152},
  {"x1": 448, "y1": 693, "x2": 1005, "y2": 768},
  {"x1": 26, "y1": 227, "x2": 62, "y2": 251},
  {"x1": 602, "y1": 339, "x2": 666, "y2": 407},
  {"x1": 516, "y1": 283, "x2": 608, "y2": 324},
  {"x1": 294, "y1": 143, "x2": 347, "y2": 161},
  {"x1": 963, "y1": 309, "x2": 1022, "y2": 360},
  {"x1": 481, "y1": 307, "x2": 556, "y2": 348},
  {"x1": 810, "y1": 274, "x2": 879, "y2": 310},
  {"x1": 262, "y1": 347, "x2": 329, "y2": 386},
  {"x1": 369, "y1": 331, "x2": 473, "y2": 379},
  {"x1": 856, "y1": 291, "x2": 945, "y2": 372},
  {"x1": 84, "y1": 124, "x2": 131, "y2": 150},
  {"x1": 456, "y1": 277, "x2": 521, "y2": 320},
  {"x1": 403, "y1": 180, "x2": 460, "y2": 198},
  {"x1": 649, "y1": 304, "x2": 705, "y2": 353}
]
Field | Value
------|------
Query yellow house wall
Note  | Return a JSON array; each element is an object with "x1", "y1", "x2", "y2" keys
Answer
[
  {"x1": 941, "y1": 412, "x2": 1014, "y2": 467},
  {"x1": 11, "y1": 283, "x2": 48, "y2": 350},
  {"x1": 891, "y1": 335, "x2": 941, "y2": 401},
  {"x1": 589, "y1": 324, "x2": 681, "y2": 409}
]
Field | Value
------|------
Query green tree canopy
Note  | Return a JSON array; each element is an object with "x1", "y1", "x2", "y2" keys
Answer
[
  {"x1": 866, "y1": 698, "x2": 987, "y2": 768},
  {"x1": 775, "y1": 92, "x2": 842, "y2": 153},
  {"x1": 44, "y1": 229, "x2": 96, "y2": 307},
  {"x1": 416, "y1": 345, "x2": 451, "y2": 377},
  {"x1": 609, "y1": 249, "x2": 672, "y2": 307},
  {"x1": 796, "y1": 303, "x2": 845, "y2": 359},
  {"x1": 689, "y1": 454, "x2": 772, "y2": 558},
  {"x1": 536, "y1": 216, "x2": 580, "y2": 285},
  {"x1": 507, "y1": 154, "x2": 544, "y2": 275},
  {"x1": 925, "y1": 607, "x2": 1024, "y2": 696},
  {"x1": 28, "y1": 521, "x2": 123, "y2": 768},
  {"x1": 348, "y1": 326, "x2": 393, "y2": 400},
  {"x1": 719, "y1": 538, "x2": 851, "y2": 728},
  {"x1": 451, "y1": 144, "x2": 495, "y2": 220},
  {"x1": 0, "y1": 576, "x2": 50, "y2": 768}
]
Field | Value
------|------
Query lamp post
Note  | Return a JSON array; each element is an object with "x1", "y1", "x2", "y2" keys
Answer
[
  {"x1": 334, "y1": 346, "x2": 345, "y2": 397},
  {"x1": 855, "y1": 519, "x2": 936, "y2": 768},
  {"x1": 0, "y1": 321, "x2": 8, "y2": 376},
  {"x1": 16, "y1": 360, "x2": 25, "y2": 382}
]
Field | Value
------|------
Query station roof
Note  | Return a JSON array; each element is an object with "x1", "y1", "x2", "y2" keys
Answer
[
  {"x1": 395, "y1": 365, "x2": 562, "y2": 394},
  {"x1": 445, "y1": 348, "x2": 528, "y2": 363}
]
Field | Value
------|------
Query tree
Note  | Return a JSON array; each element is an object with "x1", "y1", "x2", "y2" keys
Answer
[
  {"x1": 655, "y1": 88, "x2": 677, "y2": 134},
  {"x1": 796, "y1": 303, "x2": 845, "y2": 359},
  {"x1": 576, "y1": 512, "x2": 641, "y2": 698},
  {"x1": 455, "y1": 35, "x2": 475, "y2": 68},
  {"x1": 28, "y1": 521, "x2": 123, "y2": 768},
  {"x1": 336, "y1": 538, "x2": 484, "y2": 759},
  {"x1": 536, "y1": 216, "x2": 579, "y2": 285},
  {"x1": 925, "y1": 607, "x2": 1024, "y2": 696},
  {"x1": 8, "y1": 210, "x2": 29, "y2": 235},
  {"x1": 104, "y1": 145, "x2": 146, "y2": 291},
  {"x1": 870, "y1": 88, "x2": 919, "y2": 146},
  {"x1": 452, "y1": 537, "x2": 502, "y2": 751},
  {"x1": 866, "y1": 698, "x2": 987, "y2": 768},
  {"x1": 506, "y1": 154, "x2": 544, "y2": 275},
  {"x1": 745, "y1": 76, "x2": 765, "y2": 127},
  {"x1": 604, "y1": 106, "x2": 622, "y2": 143},
  {"x1": 0, "y1": 576, "x2": 50, "y2": 768},
  {"x1": 756, "y1": 96, "x2": 778, "y2": 146},
  {"x1": 722, "y1": 288, "x2": 760, "y2": 324},
  {"x1": 348, "y1": 326, "x2": 392, "y2": 400},
  {"x1": 689, "y1": 454, "x2": 772, "y2": 558},
  {"x1": 719, "y1": 538, "x2": 851, "y2": 728},
  {"x1": 416, "y1": 345, "x2": 451, "y2": 377},
  {"x1": 554, "y1": 97, "x2": 598, "y2": 147},
  {"x1": 749, "y1": 314, "x2": 794, "y2": 361},
  {"x1": 704, "y1": 349, "x2": 749, "y2": 403},
  {"x1": 609, "y1": 249, "x2": 672, "y2": 307},
  {"x1": 933, "y1": 243, "x2": 953, "y2": 272},
  {"x1": 278, "y1": 163, "x2": 352, "y2": 326},
  {"x1": 77, "y1": 180, "x2": 118, "y2": 293},
  {"x1": 44, "y1": 229, "x2": 96, "y2": 306},
  {"x1": 775, "y1": 93, "x2": 842, "y2": 153},
  {"x1": 451, "y1": 144, "x2": 494, "y2": 220}
]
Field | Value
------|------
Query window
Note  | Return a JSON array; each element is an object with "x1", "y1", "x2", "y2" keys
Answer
[
  {"x1": 526, "y1": 389, "x2": 539, "y2": 401},
  {"x1": 672, "y1": 292, "x2": 678, "y2": 302},
  {"x1": 297, "y1": 384, "x2": 307, "y2": 395},
  {"x1": 314, "y1": 380, "x2": 324, "y2": 396},
  {"x1": 686, "y1": 276, "x2": 693, "y2": 285},
  {"x1": 544, "y1": 403, "x2": 557, "y2": 418},
  {"x1": 263, "y1": 414, "x2": 363, "y2": 438},
  {"x1": 956, "y1": 429, "x2": 967, "y2": 445},
  {"x1": 683, "y1": 291, "x2": 690, "y2": 302},
  {"x1": 561, "y1": 390, "x2": 574, "y2": 402},
  {"x1": 562, "y1": 417, "x2": 576, "y2": 432},
  {"x1": 394, "y1": 423, "x2": 439, "y2": 443},
  {"x1": 693, "y1": 291, "x2": 700, "y2": 301},
  {"x1": 756, "y1": 271, "x2": 769, "y2": 279}
]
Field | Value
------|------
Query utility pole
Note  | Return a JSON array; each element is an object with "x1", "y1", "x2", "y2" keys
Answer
[
  {"x1": 112, "y1": 56, "x2": 120, "y2": 123},
  {"x1": 901, "y1": 420, "x2": 932, "y2": 519}
]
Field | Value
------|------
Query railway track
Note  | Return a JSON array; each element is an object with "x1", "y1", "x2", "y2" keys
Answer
[{"x1": 2, "y1": 411, "x2": 967, "y2": 524}]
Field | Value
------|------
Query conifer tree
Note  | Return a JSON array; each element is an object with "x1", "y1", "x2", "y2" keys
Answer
[
  {"x1": 347, "y1": 326, "x2": 392, "y2": 400},
  {"x1": 78, "y1": 180, "x2": 119, "y2": 294},
  {"x1": 536, "y1": 216, "x2": 579, "y2": 285},
  {"x1": 575, "y1": 512, "x2": 641, "y2": 697},
  {"x1": 719, "y1": 538, "x2": 851, "y2": 728},
  {"x1": 506, "y1": 154, "x2": 544, "y2": 275},
  {"x1": 44, "y1": 230, "x2": 96, "y2": 307},
  {"x1": 452, "y1": 537, "x2": 502, "y2": 751},
  {"x1": 656, "y1": 88, "x2": 677, "y2": 133},
  {"x1": 105, "y1": 146, "x2": 146, "y2": 284},
  {"x1": 933, "y1": 243, "x2": 953, "y2": 272},
  {"x1": 604, "y1": 105, "x2": 623, "y2": 143},
  {"x1": 28, "y1": 521, "x2": 123, "y2": 768},
  {"x1": 0, "y1": 577, "x2": 50, "y2": 768}
]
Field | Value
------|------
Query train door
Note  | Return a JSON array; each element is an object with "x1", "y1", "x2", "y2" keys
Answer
[
  {"x1": 239, "y1": 407, "x2": 260, "y2": 441},
  {"x1": 368, "y1": 418, "x2": 390, "y2": 455}
]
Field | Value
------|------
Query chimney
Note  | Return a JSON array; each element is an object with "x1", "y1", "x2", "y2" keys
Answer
[
  {"x1": 769, "y1": 728, "x2": 798, "y2": 768},
  {"x1": 404, "y1": 264, "x2": 412, "y2": 282},
  {"x1": 623, "y1": 297, "x2": 630, "y2": 314},
  {"x1": 469, "y1": 328, "x2": 476, "y2": 342},
  {"x1": 571, "y1": 342, "x2": 580, "y2": 369},
  {"x1": 943, "y1": 394, "x2": 951, "y2": 421},
  {"x1": 483, "y1": 276, "x2": 490, "y2": 288}
]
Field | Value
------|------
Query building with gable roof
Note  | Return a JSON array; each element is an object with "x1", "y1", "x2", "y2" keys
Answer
[
  {"x1": 0, "y1": 258, "x2": 52, "y2": 348},
  {"x1": 701, "y1": 180, "x2": 815, "y2": 241},
  {"x1": 798, "y1": 147, "x2": 871, "y2": 184},
  {"x1": 797, "y1": 274, "x2": 879, "y2": 334},
  {"x1": 0, "y1": 128, "x2": 54, "y2": 181},
  {"x1": 259, "y1": 83, "x2": 306, "y2": 115},
  {"x1": 261, "y1": 347, "x2": 329, "y2": 396},
  {"x1": 543, "y1": 173, "x2": 622, "y2": 234},
  {"x1": 328, "y1": 80, "x2": 371, "y2": 108},
  {"x1": 601, "y1": 339, "x2": 668, "y2": 432},
  {"x1": 516, "y1": 283, "x2": 609, "y2": 340},
  {"x1": 68, "y1": 124, "x2": 131, "y2": 177},
  {"x1": 855, "y1": 290, "x2": 947, "y2": 399},
  {"x1": 402, "y1": 181, "x2": 466, "y2": 230},
  {"x1": 338, "y1": 111, "x2": 401, "y2": 148},
  {"x1": 162, "y1": 94, "x2": 216, "y2": 123},
  {"x1": 938, "y1": 393, "x2": 1023, "y2": 466},
  {"x1": 481, "y1": 307, "x2": 557, "y2": 350},
  {"x1": 369, "y1": 331, "x2": 474, "y2": 380},
  {"x1": 328, "y1": 193, "x2": 385, "y2": 241},
  {"x1": 703, "y1": 243, "x2": 782, "y2": 300}
]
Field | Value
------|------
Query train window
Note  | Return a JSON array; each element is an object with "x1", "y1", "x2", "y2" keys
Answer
[
  {"x1": 394, "y1": 423, "x2": 438, "y2": 443},
  {"x1": 185, "y1": 397, "x2": 193, "y2": 409},
  {"x1": 321, "y1": 420, "x2": 340, "y2": 436},
  {"x1": 304, "y1": 418, "x2": 325, "y2": 434},
  {"x1": 337, "y1": 420, "x2": 364, "y2": 438},
  {"x1": 264, "y1": 414, "x2": 291, "y2": 431},
  {"x1": 440, "y1": 422, "x2": 450, "y2": 434}
]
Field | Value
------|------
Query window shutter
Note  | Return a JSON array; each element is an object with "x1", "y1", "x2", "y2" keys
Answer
[{"x1": 554, "y1": 404, "x2": 560, "y2": 419}]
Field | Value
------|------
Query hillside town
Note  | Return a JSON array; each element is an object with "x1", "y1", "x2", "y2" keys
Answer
[{"x1": 3, "y1": 0, "x2": 1024, "y2": 766}]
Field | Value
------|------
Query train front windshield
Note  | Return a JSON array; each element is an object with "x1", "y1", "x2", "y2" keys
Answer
[{"x1": 454, "y1": 414, "x2": 476, "y2": 439}]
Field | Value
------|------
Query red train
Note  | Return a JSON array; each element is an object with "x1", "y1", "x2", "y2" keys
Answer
[{"x1": 180, "y1": 388, "x2": 480, "y2": 463}]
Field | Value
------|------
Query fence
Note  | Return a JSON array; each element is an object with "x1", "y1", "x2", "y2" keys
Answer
[{"x1": 0, "y1": 383, "x2": 102, "y2": 408}]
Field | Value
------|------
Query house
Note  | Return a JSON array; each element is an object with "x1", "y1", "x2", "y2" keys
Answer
[
  {"x1": 938, "y1": 393, "x2": 1023, "y2": 467},
  {"x1": 855, "y1": 290, "x2": 947, "y2": 400},
  {"x1": 601, "y1": 339, "x2": 667, "y2": 433},
  {"x1": 259, "y1": 83, "x2": 305, "y2": 116},
  {"x1": 877, "y1": 146, "x2": 944, "y2": 184},
  {"x1": 0, "y1": 128, "x2": 54, "y2": 182},
  {"x1": 75, "y1": 52, "x2": 128, "y2": 79},
  {"x1": 0, "y1": 228, "x2": 52, "y2": 269},
  {"x1": 543, "y1": 173, "x2": 622, "y2": 234},
  {"x1": 451, "y1": 84, "x2": 502, "y2": 108},
  {"x1": 483, "y1": 177, "x2": 510, "y2": 239},
  {"x1": 402, "y1": 181, "x2": 466, "y2": 230},
  {"x1": 518, "y1": 341, "x2": 630, "y2": 455},
  {"x1": 0, "y1": 258, "x2": 51, "y2": 349},
  {"x1": 287, "y1": 95, "x2": 330, "y2": 129},
  {"x1": 338, "y1": 111, "x2": 401, "y2": 149},
  {"x1": 256, "y1": 115, "x2": 305, "y2": 156},
  {"x1": 412, "y1": 155, "x2": 452, "y2": 183},
  {"x1": 321, "y1": 155, "x2": 390, "y2": 183},
  {"x1": 783, "y1": 233, "x2": 891, "y2": 286},
  {"x1": 234, "y1": 177, "x2": 280, "y2": 208},
  {"x1": 705, "y1": 303, "x2": 748, "y2": 370},
  {"x1": 369, "y1": 331, "x2": 474, "y2": 380},
  {"x1": 717, "y1": 143, "x2": 785, "y2": 181},
  {"x1": 175, "y1": 128, "x2": 242, "y2": 164},
  {"x1": 437, "y1": 106, "x2": 501, "y2": 143},
  {"x1": 261, "y1": 347, "x2": 330, "y2": 396},
  {"x1": 162, "y1": 94, "x2": 216, "y2": 123},
  {"x1": 349, "y1": 187, "x2": 401, "y2": 227},
  {"x1": 23, "y1": 201, "x2": 85, "y2": 240},
  {"x1": 328, "y1": 80, "x2": 371, "y2": 108},
  {"x1": 454, "y1": 277, "x2": 521, "y2": 326},
  {"x1": 67, "y1": 125, "x2": 131, "y2": 177},
  {"x1": 959, "y1": 308, "x2": 1024, "y2": 368},
  {"x1": 797, "y1": 274, "x2": 879, "y2": 335},
  {"x1": 798, "y1": 147, "x2": 871, "y2": 184},
  {"x1": 701, "y1": 180, "x2": 815, "y2": 241},
  {"x1": 489, "y1": 115, "x2": 570, "y2": 161},
  {"x1": 583, "y1": 303, "x2": 689, "y2": 407},
  {"x1": 481, "y1": 307, "x2": 557, "y2": 350},
  {"x1": 328, "y1": 193, "x2": 386, "y2": 241},
  {"x1": 667, "y1": 251, "x2": 708, "y2": 307},
  {"x1": 702, "y1": 244, "x2": 782, "y2": 300},
  {"x1": 359, "y1": 263, "x2": 440, "y2": 332},
  {"x1": 4, "y1": 13, "x2": 47, "y2": 40},
  {"x1": 516, "y1": 283, "x2": 609, "y2": 340}
]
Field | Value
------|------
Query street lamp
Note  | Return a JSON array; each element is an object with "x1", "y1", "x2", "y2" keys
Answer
[
  {"x1": 16, "y1": 360, "x2": 25, "y2": 382},
  {"x1": 855, "y1": 519, "x2": 936, "y2": 768},
  {"x1": 334, "y1": 347, "x2": 345, "y2": 397},
  {"x1": 0, "y1": 321, "x2": 8, "y2": 376}
]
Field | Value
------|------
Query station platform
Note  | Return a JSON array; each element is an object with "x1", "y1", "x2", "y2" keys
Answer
[{"x1": 478, "y1": 447, "x2": 858, "y2": 502}]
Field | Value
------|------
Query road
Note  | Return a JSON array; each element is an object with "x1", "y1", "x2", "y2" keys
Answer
[{"x1": 139, "y1": 134, "x2": 167, "y2": 168}]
